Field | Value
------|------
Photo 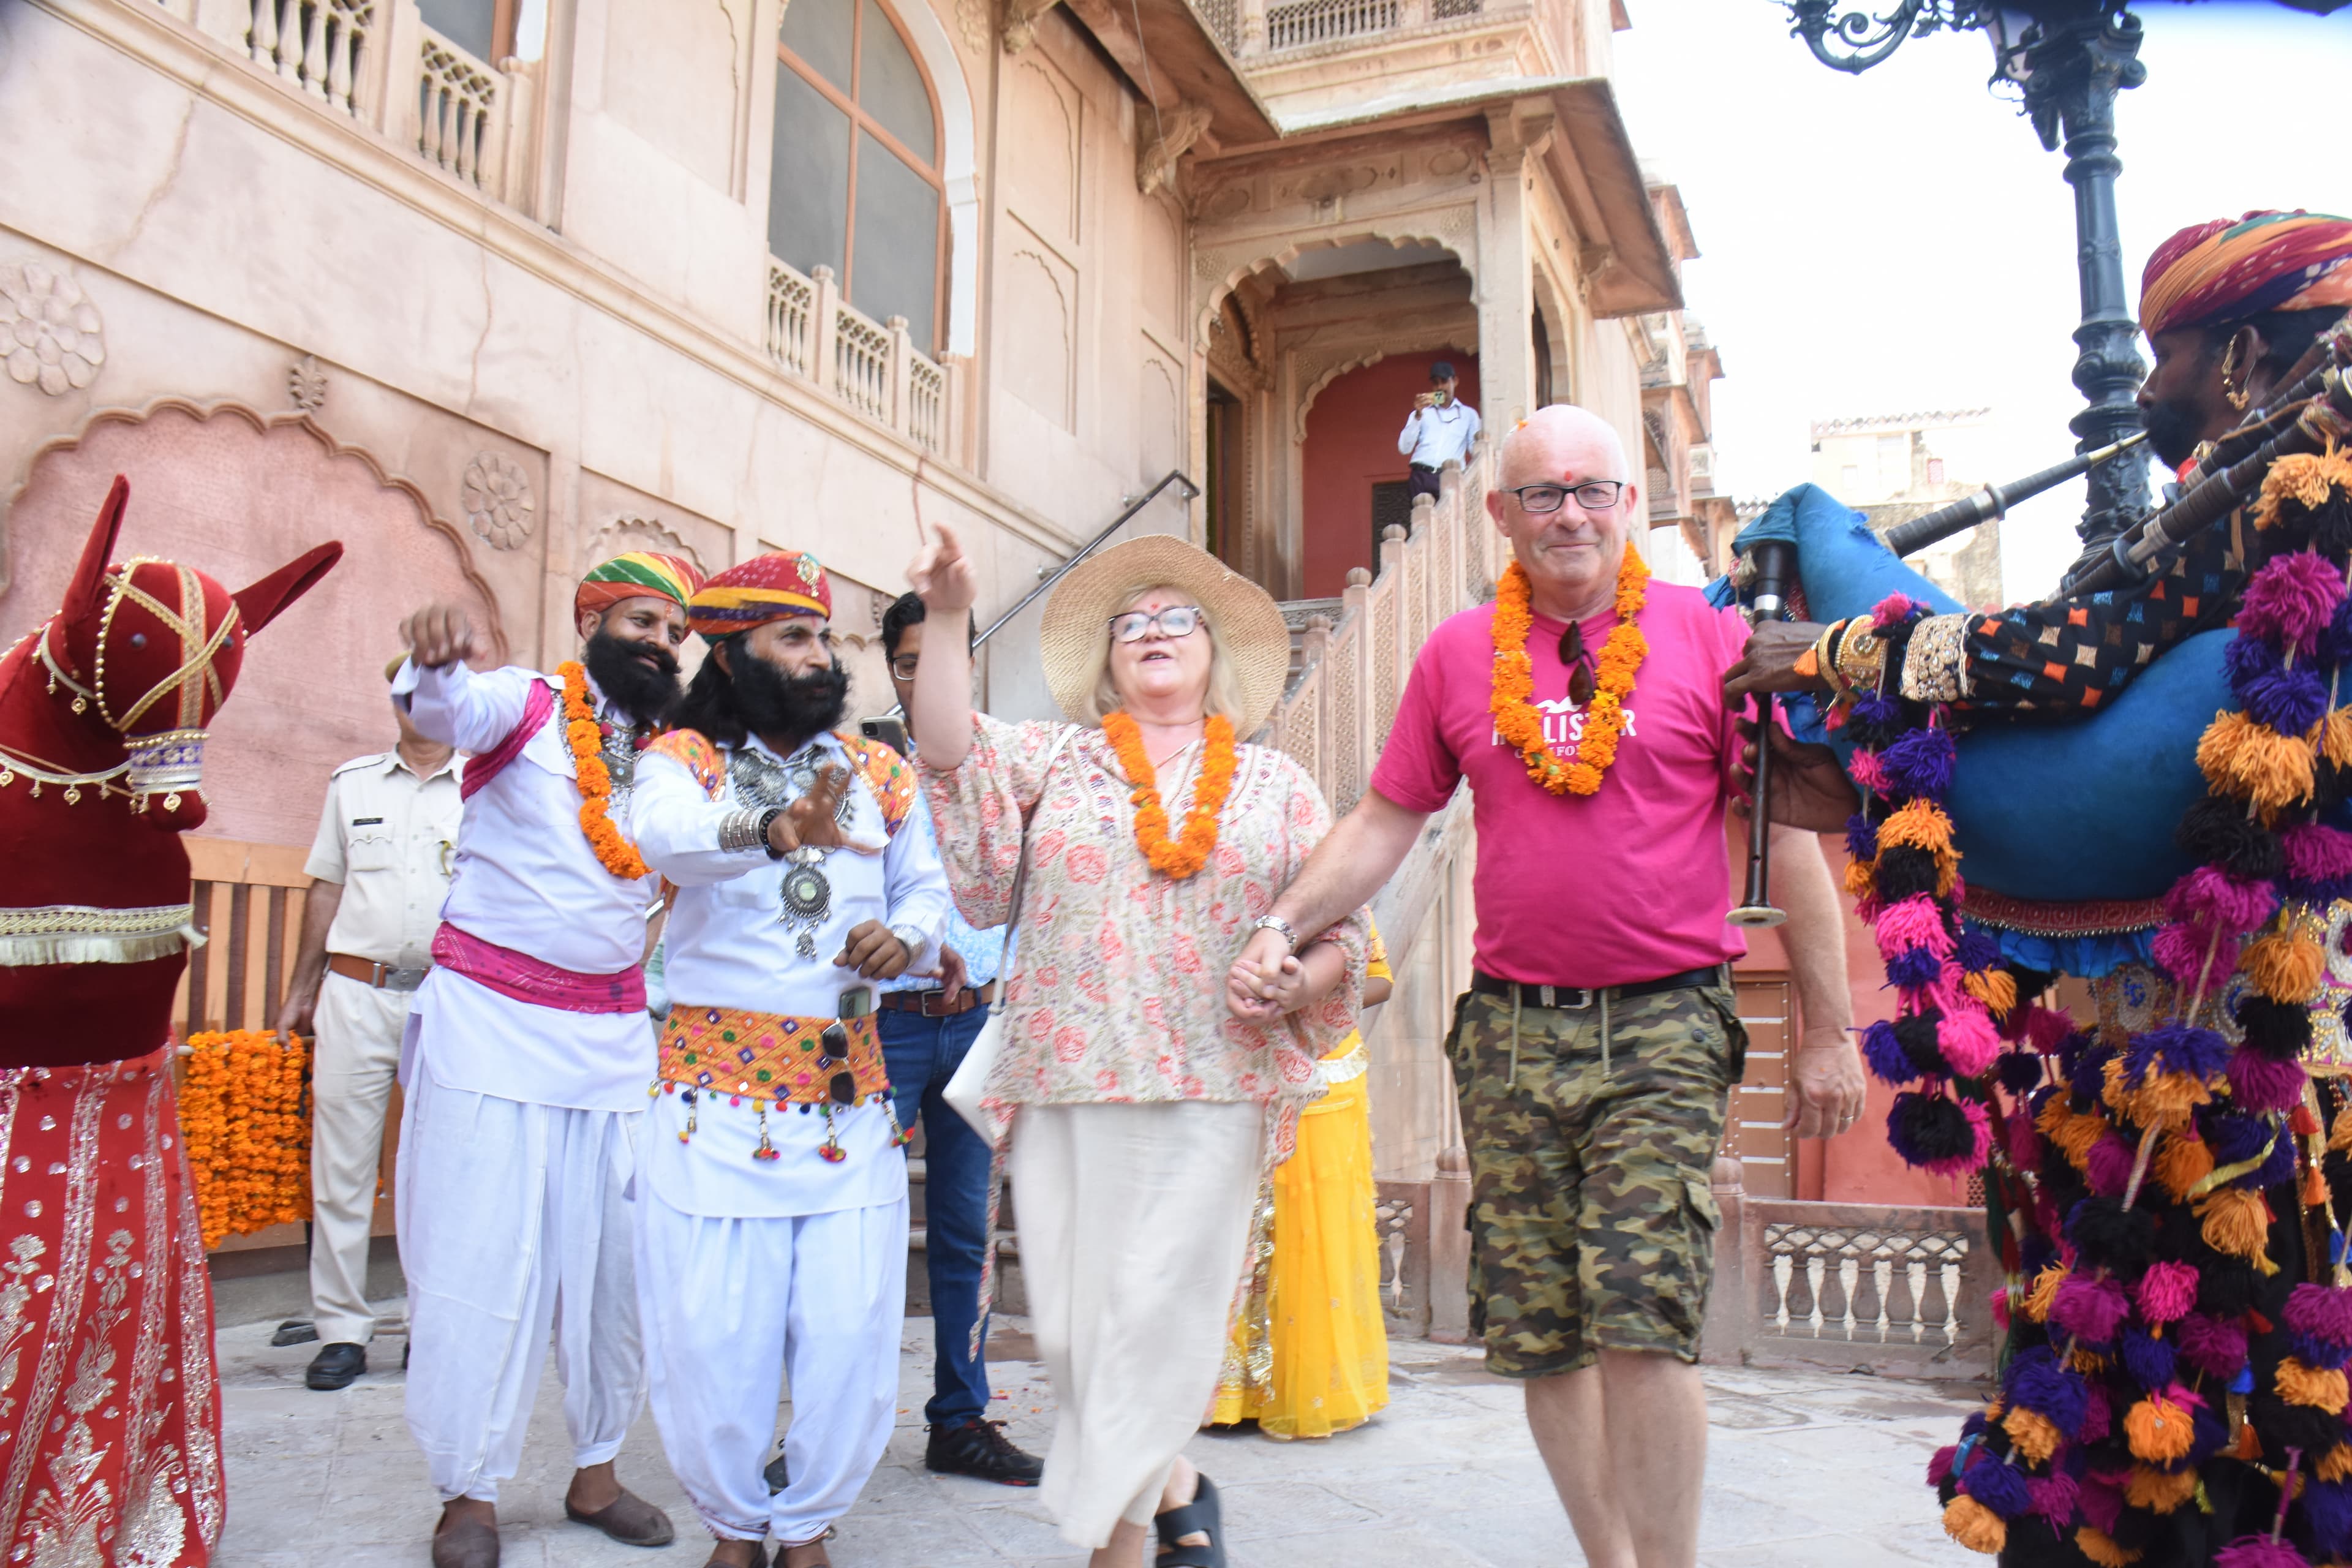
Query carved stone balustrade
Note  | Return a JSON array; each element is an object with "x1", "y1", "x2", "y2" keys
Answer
[{"x1": 764, "y1": 258, "x2": 953, "y2": 458}]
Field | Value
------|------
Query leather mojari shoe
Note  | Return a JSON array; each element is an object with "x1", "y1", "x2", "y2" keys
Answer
[
  {"x1": 924, "y1": 1417, "x2": 1044, "y2": 1485},
  {"x1": 703, "y1": 1542, "x2": 769, "y2": 1568},
  {"x1": 564, "y1": 1487, "x2": 676, "y2": 1547},
  {"x1": 431, "y1": 1517, "x2": 499, "y2": 1568},
  {"x1": 304, "y1": 1342, "x2": 366, "y2": 1391}
]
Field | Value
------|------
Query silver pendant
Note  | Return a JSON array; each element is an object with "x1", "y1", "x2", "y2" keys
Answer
[{"x1": 780, "y1": 846, "x2": 832, "y2": 959}]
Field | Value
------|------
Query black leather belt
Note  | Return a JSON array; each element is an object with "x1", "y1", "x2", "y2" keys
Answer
[{"x1": 1470, "y1": 964, "x2": 1726, "y2": 1012}]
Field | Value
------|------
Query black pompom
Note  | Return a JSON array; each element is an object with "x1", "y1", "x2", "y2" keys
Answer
[
  {"x1": 2251, "y1": 1389, "x2": 2346, "y2": 1458},
  {"x1": 1894, "y1": 1013, "x2": 1950, "y2": 1078},
  {"x1": 2067, "y1": 1195, "x2": 2159, "y2": 1280},
  {"x1": 1889, "y1": 1091, "x2": 1978, "y2": 1166},
  {"x1": 2176, "y1": 795, "x2": 2286, "y2": 881},
  {"x1": 2196, "y1": 1259, "x2": 2256, "y2": 1319},
  {"x1": 2108, "y1": 1504, "x2": 2158, "y2": 1551},
  {"x1": 2234, "y1": 993, "x2": 2313, "y2": 1062},
  {"x1": 1996, "y1": 1516, "x2": 2074, "y2": 1567},
  {"x1": 1995, "y1": 1049, "x2": 2048, "y2": 1096},
  {"x1": 1873, "y1": 846, "x2": 1943, "y2": 903}
]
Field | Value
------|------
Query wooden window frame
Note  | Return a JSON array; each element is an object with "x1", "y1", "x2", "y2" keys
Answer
[{"x1": 776, "y1": 0, "x2": 951, "y2": 356}]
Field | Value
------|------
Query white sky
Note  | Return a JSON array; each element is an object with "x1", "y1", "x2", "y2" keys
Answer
[{"x1": 1612, "y1": 1, "x2": 2352, "y2": 600}]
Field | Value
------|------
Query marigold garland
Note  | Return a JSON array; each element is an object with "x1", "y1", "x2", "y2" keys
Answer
[
  {"x1": 180, "y1": 1029, "x2": 311, "y2": 1248},
  {"x1": 1101, "y1": 710, "x2": 1237, "y2": 880},
  {"x1": 562, "y1": 658, "x2": 650, "y2": 880},
  {"x1": 1489, "y1": 549, "x2": 1649, "y2": 796}
]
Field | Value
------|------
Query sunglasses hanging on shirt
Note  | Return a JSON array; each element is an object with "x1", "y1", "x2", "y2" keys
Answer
[{"x1": 1559, "y1": 622, "x2": 1597, "y2": 707}]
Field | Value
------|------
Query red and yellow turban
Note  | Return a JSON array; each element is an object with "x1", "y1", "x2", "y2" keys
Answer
[
  {"x1": 687, "y1": 550, "x2": 832, "y2": 640},
  {"x1": 575, "y1": 551, "x2": 704, "y2": 620},
  {"x1": 2140, "y1": 209, "x2": 2352, "y2": 339}
]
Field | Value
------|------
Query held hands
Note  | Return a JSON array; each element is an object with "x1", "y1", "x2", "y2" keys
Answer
[
  {"x1": 1721, "y1": 620, "x2": 1834, "y2": 701},
  {"x1": 906, "y1": 519, "x2": 978, "y2": 615},
  {"x1": 1787, "y1": 1028, "x2": 1870, "y2": 1140},
  {"x1": 1226, "y1": 927, "x2": 1301, "y2": 1022},
  {"x1": 836, "y1": 920, "x2": 913, "y2": 979},
  {"x1": 399, "y1": 602, "x2": 487, "y2": 669}
]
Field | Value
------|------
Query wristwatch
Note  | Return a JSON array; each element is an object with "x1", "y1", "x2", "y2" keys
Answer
[
  {"x1": 888, "y1": 923, "x2": 926, "y2": 960},
  {"x1": 1252, "y1": 914, "x2": 1301, "y2": 952}
]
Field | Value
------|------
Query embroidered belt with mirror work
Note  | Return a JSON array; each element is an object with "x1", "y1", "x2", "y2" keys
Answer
[{"x1": 652, "y1": 1004, "x2": 907, "y2": 1164}]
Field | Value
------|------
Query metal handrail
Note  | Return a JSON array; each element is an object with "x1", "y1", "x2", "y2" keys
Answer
[{"x1": 973, "y1": 471, "x2": 1200, "y2": 647}]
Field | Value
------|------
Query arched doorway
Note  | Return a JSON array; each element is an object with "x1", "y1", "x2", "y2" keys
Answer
[{"x1": 1298, "y1": 350, "x2": 1480, "y2": 598}]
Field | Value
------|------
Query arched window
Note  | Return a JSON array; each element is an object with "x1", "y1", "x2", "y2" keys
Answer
[{"x1": 771, "y1": 0, "x2": 945, "y2": 353}]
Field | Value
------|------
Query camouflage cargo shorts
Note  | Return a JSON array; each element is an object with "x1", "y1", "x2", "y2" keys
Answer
[{"x1": 1442, "y1": 979, "x2": 1745, "y2": 1378}]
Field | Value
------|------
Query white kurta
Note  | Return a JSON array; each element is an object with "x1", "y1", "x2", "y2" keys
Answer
[
  {"x1": 390, "y1": 657, "x2": 660, "y2": 1503},
  {"x1": 629, "y1": 728, "x2": 948, "y2": 1543}
]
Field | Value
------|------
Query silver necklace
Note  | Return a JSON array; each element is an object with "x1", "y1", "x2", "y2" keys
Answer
[{"x1": 730, "y1": 742, "x2": 854, "y2": 958}]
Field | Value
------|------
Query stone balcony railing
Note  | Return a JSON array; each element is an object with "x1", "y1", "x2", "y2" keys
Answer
[
  {"x1": 766, "y1": 259, "x2": 950, "y2": 456},
  {"x1": 1196, "y1": 0, "x2": 1488, "y2": 56}
]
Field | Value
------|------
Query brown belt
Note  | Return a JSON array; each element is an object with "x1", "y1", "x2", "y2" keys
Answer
[
  {"x1": 328, "y1": 953, "x2": 431, "y2": 993},
  {"x1": 878, "y1": 981, "x2": 997, "y2": 1017}
]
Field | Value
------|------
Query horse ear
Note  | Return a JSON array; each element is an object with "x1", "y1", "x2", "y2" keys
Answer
[
  {"x1": 232, "y1": 542, "x2": 344, "y2": 635},
  {"x1": 58, "y1": 475, "x2": 132, "y2": 628}
]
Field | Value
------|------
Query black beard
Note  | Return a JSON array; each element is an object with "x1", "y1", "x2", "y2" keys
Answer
[
  {"x1": 582, "y1": 629, "x2": 683, "y2": 727},
  {"x1": 733, "y1": 652, "x2": 850, "y2": 745},
  {"x1": 2141, "y1": 394, "x2": 2209, "y2": 473}
]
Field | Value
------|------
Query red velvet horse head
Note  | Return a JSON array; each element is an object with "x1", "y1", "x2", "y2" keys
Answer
[{"x1": 5, "y1": 475, "x2": 341, "y2": 832}]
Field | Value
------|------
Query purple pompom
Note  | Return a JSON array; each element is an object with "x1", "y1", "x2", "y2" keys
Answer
[
  {"x1": 2177, "y1": 1313, "x2": 2250, "y2": 1379},
  {"x1": 2226, "y1": 633, "x2": 2286, "y2": 686},
  {"x1": 2239, "y1": 548, "x2": 2347, "y2": 655},
  {"x1": 2126, "y1": 1023, "x2": 2235, "y2": 1086},
  {"x1": 1959, "y1": 1456, "x2": 2032, "y2": 1520},
  {"x1": 2256, "y1": 1126, "x2": 2300, "y2": 1187},
  {"x1": 2085, "y1": 1133, "x2": 2137, "y2": 1198},
  {"x1": 2027, "y1": 1471, "x2": 2080, "y2": 1527},
  {"x1": 1886, "y1": 947, "x2": 1946, "y2": 989},
  {"x1": 2152, "y1": 920, "x2": 2242, "y2": 987},
  {"x1": 1882, "y1": 726, "x2": 1958, "y2": 802},
  {"x1": 2320, "y1": 594, "x2": 2352, "y2": 665},
  {"x1": 2291, "y1": 1333, "x2": 2352, "y2": 1371},
  {"x1": 1845, "y1": 813, "x2": 1879, "y2": 865},
  {"x1": 2165, "y1": 867, "x2": 2283, "y2": 935},
  {"x1": 2004, "y1": 1346, "x2": 2090, "y2": 1433},
  {"x1": 2284, "y1": 823, "x2": 2352, "y2": 884},
  {"x1": 1861, "y1": 1020, "x2": 1913, "y2": 1085},
  {"x1": 2285, "y1": 1283, "x2": 2352, "y2": 1346},
  {"x1": 1954, "y1": 927, "x2": 2003, "y2": 975},
  {"x1": 2050, "y1": 1273, "x2": 2131, "y2": 1346},
  {"x1": 2228, "y1": 1047, "x2": 2309, "y2": 1114},
  {"x1": 1926, "y1": 1444, "x2": 1958, "y2": 1487},
  {"x1": 2213, "y1": 1537, "x2": 2314, "y2": 1567},
  {"x1": 2305, "y1": 1477, "x2": 2352, "y2": 1558},
  {"x1": 2119, "y1": 1327, "x2": 2177, "y2": 1392},
  {"x1": 2242, "y1": 664, "x2": 2332, "y2": 734}
]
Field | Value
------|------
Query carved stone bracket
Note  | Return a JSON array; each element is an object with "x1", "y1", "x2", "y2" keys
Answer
[
  {"x1": 1137, "y1": 101, "x2": 1214, "y2": 197},
  {"x1": 288, "y1": 355, "x2": 328, "y2": 413},
  {"x1": 1001, "y1": 0, "x2": 1063, "y2": 53},
  {"x1": 1482, "y1": 100, "x2": 1557, "y2": 175}
]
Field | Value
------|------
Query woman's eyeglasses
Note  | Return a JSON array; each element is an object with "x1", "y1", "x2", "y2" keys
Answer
[
  {"x1": 1107, "y1": 606, "x2": 1206, "y2": 644},
  {"x1": 1502, "y1": 479, "x2": 1627, "y2": 514}
]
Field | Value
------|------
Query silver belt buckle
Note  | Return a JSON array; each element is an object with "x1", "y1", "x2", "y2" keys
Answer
[
  {"x1": 380, "y1": 964, "x2": 429, "y2": 993},
  {"x1": 1536, "y1": 985, "x2": 1594, "y2": 1010}
]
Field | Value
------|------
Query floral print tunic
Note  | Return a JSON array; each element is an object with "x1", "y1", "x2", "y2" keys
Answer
[{"x1": 922, "y1": 713, "x2": 1366, "y2": 1144}]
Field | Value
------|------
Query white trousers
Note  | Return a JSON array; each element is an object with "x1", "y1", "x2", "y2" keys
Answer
[
  {"x1": 636, "y1": 1191, "x2": 910, "y2": 1544},
  {"x1": 309, "y1": 970, "x2": 409, "y2": 1345},
  {"x1": 1011, "y1": 1101, "x2": 1265, "y2": 1550},
  {"x1": 396, "y1": 1069, "x2": 647, "y2": 1502}
]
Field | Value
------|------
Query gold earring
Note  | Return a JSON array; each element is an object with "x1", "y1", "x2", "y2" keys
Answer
[{"x1": 2221, "y1": 337, "x2": 2252, "y2": 412}]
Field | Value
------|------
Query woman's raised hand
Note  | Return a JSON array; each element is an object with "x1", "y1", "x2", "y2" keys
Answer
[{"x1": 907, "y1": 520, "x2": 978, "y2": 614}]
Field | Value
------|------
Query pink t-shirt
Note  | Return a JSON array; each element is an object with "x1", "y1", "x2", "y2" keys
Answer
[{"x1": 1368, "y1": 581, "x2": 1753, "y2": 989}]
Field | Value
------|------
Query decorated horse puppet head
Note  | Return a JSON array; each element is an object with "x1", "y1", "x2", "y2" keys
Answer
[{"x1": 0, "y1": 475, "x2": 341, "y2": 834}]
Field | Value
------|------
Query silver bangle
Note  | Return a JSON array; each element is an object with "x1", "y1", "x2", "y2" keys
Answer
[
  {"x1": 1253, "y1": 914, "x2": 1300, "y2": 952},
  {"x1": 888, "y1": 923, "x2": 925, "y2": 959},
  {"x1": 717, "y1": 808, "x2": 772, "y2": 853}
]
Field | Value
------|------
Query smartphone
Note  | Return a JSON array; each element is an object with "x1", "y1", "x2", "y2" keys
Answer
[{"x1": 859, "y1": 715, "x2": 910, "y2": 756}]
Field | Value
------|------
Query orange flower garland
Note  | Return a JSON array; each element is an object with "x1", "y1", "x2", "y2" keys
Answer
[
  {"x1": 1489, "y1": 548, "x2": 1649, "y2": 796},
  {"x1": 562, "y1": 659, "x2": 651, "y2": 880},
  {"x1": 1102, "y1": 710, "x2": 1238, "y2": 880},
  {"x1": 180, "y1": 1029, "x2": 311, "y2": 1248}
]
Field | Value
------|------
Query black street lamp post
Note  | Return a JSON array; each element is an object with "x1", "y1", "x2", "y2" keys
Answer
[{"x1": 1784, "y1": 1, "x2": 2154, "y2": 557}]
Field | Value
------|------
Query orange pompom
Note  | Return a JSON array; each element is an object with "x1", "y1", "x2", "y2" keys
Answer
[
  {"x1": 1963, "y1": 968, "x2": 2018, "y2": 1016},
  {"x1": 2245, "y1": 929, "x2": 2326, "y2": 1005},
  {"x1": 2124, "y1": 1464, "x2": 2199, "y2": 1513},
  {"x1": 2052, "y1": 1106, "x2": 2109, "y2": 1170},
  {"x1": 2278, "y1": 1357, "x2": 2351, "y2": 1414},
  {"x1": 2153, "y1": 1132, "x2": 2217, "y2": 1202},
  {"x1": 2076, "y1": 1526, "x2": 2142, "y2": 1566},
  {"x1": 2124, "y1": 1393, "x2": 2198, "y2": 1463},
  {"x1": 2004, "y1": 1406, "x2": 2062, "y2": 1464},
  {"x1": 2318, "y1": 1443, "x2": 2352, "y2": 1483},
  {"x1": 2253, "y1": 448, "x2": 2352, "y2": 530},
  {"x1": 2199, "y1": 1187, "x2": 2274, "y2": 1264},
  {"x1": 2315, "y1": 708, "x2": 2352, "y2": 772},
  {"x1": 1942, "y1": 1494, "x2": 2007, "y2": 1555},
  {"x1": 2024, "y1": 1264, "x2": 2067, "y2": 1324}
]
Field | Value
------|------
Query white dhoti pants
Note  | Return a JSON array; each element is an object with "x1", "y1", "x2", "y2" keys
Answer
[
  {"x1": 1010, "y1": 1100, "x2": 1265, "y2": 1550},
  {"x1": 636, "y1": 1190, "x2": 910, "y2": 1543},
  {"x1": 309, "y1": 970, "x2": 409, "y2": 1346},
  {"x1": 396, "y1": 1068, "x2": 647, "y2": 1502}
]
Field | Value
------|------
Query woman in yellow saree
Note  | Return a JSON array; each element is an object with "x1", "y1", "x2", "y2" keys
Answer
[{"x1": 1209, "y1": 927, "x2": 1392, "y2": 1439}]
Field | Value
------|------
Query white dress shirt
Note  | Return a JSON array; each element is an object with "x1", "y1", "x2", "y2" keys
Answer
[
  {"x1": 391, "y1": 659, "x2": 662, "y2": 1112},
  {"x1": 630, "y1": 729, "x2": 949, "y2": 1218},
  {"x1": 1398, "y1": 399, "x2": 1482, "y2": 469}
]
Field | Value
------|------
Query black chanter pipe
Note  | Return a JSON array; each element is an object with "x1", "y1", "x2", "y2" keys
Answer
[
  {"x1": 2061, "y1": 369, "x2": 2352, "y2": 599},
  {"x1": 1730, "y1": 540, "x2": 1795, "y2": 930},
  {"x1": 1884, "y1": 432, "x2": 2148, "y2": 560}
]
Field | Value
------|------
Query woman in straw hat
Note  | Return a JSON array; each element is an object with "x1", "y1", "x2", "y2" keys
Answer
[{"x1": 903, "y1": 521, "x2": 1368, "y2": 1567}]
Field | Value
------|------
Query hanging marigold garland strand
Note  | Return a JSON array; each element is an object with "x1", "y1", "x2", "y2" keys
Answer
[
  {"x1": 179, "y1": 1029, "x2": 311, "y2": 1248},
  {"x1": 561, "y1": 658, "x2": 651, "y2": 880},
  {"x1": 1489, "y1": 548, "x2": 1649, "y2": 796},
  {"x1": 1101, "y1": 710, "x2": 1237, "y2": 880}
]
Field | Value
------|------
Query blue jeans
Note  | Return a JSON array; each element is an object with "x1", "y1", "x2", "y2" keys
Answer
[{"x1": 878, "y1": 1001, "x2": 995, "y2": 1427}]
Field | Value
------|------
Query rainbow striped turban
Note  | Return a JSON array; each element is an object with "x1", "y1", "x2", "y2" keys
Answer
[
  {"x1": 687, "y1": 550, "x2": 832, "y2": 641},
  {"x1": 2140, "y1": 209, "x2": 2352, "y2": 339},
  {"x1": 575, "y1": 551, "x2": 704, "y2": 620}
]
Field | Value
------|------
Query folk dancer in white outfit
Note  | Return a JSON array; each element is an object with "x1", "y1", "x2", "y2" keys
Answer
[
  {"x1": 628, "y1": 549, "x2": 949, "y2": 1568},
  {"x1": 390, "y1": 551, "x2": 707, "y2": 1568}
]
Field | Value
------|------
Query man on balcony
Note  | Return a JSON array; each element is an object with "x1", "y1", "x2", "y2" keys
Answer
[
  {"x1": 1231, "y1": 405, "x2": 1864, "y2": 1568},
  {"x1": 1398, "y1": 360, "x2": 1482, "y2": 503}
]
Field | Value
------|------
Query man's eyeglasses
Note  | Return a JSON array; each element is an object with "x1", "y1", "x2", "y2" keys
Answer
[
  {"x1": 888, "y1": 654, "x2": 920, "y2": 680},
  {"x1": 1108, "y1": 605, "x2": 1206, "y2": 644},
  {"x1": 1502, "y1": 480, "x2": 1627, "y2": 514}
]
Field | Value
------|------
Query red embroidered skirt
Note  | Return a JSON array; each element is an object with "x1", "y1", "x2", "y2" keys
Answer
[{"x1": 0, "y1": 1047, "x2": 224, "y2": 1566}]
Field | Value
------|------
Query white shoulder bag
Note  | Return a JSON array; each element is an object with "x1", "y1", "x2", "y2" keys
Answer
[{"x1": 943, "y1": 725, "x2": 1075, "y2": 1145}]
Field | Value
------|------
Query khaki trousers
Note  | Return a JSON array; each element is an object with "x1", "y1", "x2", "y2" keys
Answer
[{"x1": 307, "y1": 968, "x2": 409, "y2": 1344}]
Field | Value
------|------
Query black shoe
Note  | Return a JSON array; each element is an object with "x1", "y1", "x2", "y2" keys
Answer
[
  {"x1": 924, "y1": 1417, "x2": 1043, "y2": 1486},
  {"x1": 763, "y1": 1446, "x2": 790, "y2": 1494},
  {"x1": 305, "y1": 1341, "x2": 366, "y2": 1390}
]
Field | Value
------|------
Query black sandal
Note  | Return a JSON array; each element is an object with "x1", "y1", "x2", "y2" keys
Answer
[{"x1": 1153, "y1": 1473, "x2": 1227, "y2": 1568}]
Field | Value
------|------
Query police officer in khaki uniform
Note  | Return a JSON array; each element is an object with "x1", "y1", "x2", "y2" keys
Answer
[{"x1": 275, "y1": 677, "x2": 462, "y2": 1390}]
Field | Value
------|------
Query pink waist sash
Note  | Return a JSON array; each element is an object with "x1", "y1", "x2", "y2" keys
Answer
[{"x1": 431, "y1": 922, "x2": 646, "y2": 1014}]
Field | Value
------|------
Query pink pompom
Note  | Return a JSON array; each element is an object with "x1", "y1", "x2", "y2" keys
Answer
[
  {"x1": 2153, "y1": 921, "x2": 2242, "y2": 987},
  {"x1": 2284, "y1": 1283, "x2": 2352, "y2": 1346},
  {"x1": 1938, "y1": 1005, "x2": 2003, "y2": 1077},
  {"x1": 2051, "y1": 1273, "x2": 2131, "y2": 1344},
  {"x1": 1872, "y1": 592, "x2": 1926, "y2": 630},
  {"x1": 2214, "y1": 1539, "x2": 2312, "y2": 1568},
  {"x1": 2238, "y1": 548, "x2": 2346, "y2": 655},
  {"x1": 2165, "y1": 866, "x2": 2282, "y2": 935},
  {"x1": 1991, "y1": 1286, "x2": 2012, "y2": 1332},
  {"x1": 2135, "y1": 1260, "x2": 2199, "y2": 1325},
  {"x1": 2027, "y1": 1006, "x2": 2076, "y2": 1054},
  {"x1": 2285, "y1": 822, "x2": 2352, "y2": 883},
  {"x1": 2027, "y1": 1471, "x2": 2081, "y2": 1526},
  {"x1": 2078, "y1": 1467, "x2": 2125, "y2": 1534},
  {"x1": 2228, "y1": 1047, "x2": 2307, "y2": 1114},
  {"x1": 1849, "y1": 750, "x2": 1891, "y2": 793},
  {"x1": 2178, "y1": 1312, "x2": 2250, "y2": 1380},
  {"x1": 2086, "y1": 1133, "x2": 2138, "y2": 1197},
  {"x1": 1874, "y1": 895, "x2": 1953, "y2": 962},
  {"x1": 1927, "y1": 1444, "x2": 1958, "y2": 1487},
  {"x1": 2006, "y1": 1105, "x2": 2043, "y2": 1169},
  {"x1": 1920, "y1": 1096, "x2": 1993, "y2": 1180}
]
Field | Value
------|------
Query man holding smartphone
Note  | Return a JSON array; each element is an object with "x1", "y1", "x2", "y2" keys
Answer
[{"x1": 1398, "y1": 359, "x2": 1482, "y2": 502}]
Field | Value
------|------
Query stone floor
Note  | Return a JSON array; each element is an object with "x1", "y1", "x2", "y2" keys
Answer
[{"x1": 213, "y1": 1311, "x2": 1985, "y2": 1567}]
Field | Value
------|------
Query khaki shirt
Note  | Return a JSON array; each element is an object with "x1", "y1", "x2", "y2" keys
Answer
[{"x1": 304, "y1": 749, "x2": 463, "y2": 970}]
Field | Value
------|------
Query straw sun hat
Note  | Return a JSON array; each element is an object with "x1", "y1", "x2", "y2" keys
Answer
[{"x1": 1039, "y1": 533, "x2": 1292, "y2": 736}]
